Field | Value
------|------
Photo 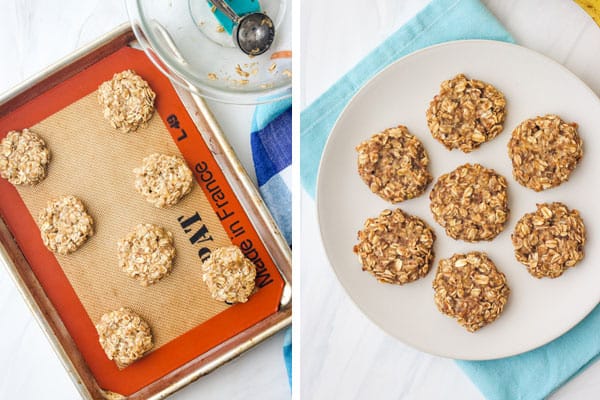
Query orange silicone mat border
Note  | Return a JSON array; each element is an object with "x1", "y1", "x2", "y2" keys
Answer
[{"x1": 0, "y1": 46, "x2": 284, "y2": 396}]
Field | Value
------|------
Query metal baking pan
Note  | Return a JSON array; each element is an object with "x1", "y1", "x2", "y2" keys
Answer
[{"x1": 0, "y1": 23, "x2": 291, "y2": 400}]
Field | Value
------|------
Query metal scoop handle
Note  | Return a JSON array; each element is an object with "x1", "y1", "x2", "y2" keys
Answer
[{"x1": 210, "y1": 0, "x2": 241, "y2": 24}]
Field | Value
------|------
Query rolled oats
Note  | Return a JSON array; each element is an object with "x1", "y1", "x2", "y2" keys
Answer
[
  {"x1": 356, "y1": 126, "x2": 432, "y2": 203},
  {"x1": 433, "y1": 252, "x2": 510, "y2": 332},
  {"x1": 97, "y1": 70, "x2": 156, "y2": 133},
  {"x1": 512, "y1": 202, "x2": 585, "y2": 278},
  {"x1": 353, "y1": 208, "x2": 435, "y2": 285},
  {"x1": 118, "y1": 224, "x2": 176, "y2": 286},
  {"x1": 0, "y1": 129, "x2": 50, "y2": 185},
  {"x1": 426, "y1": 74, "x2": 506, "y2": 152},
  {"x1": 133, "y1": 153, "x2": 193, "y2": 208},
  {"x1": 508, "y1": 115, "x2": 582, "y2": 191},
  {"x1": 430, "y1": 163, "x2": 509, "y2": 242},
  {"x1": 202, "y1": 246, "x2": 256, "y2": 303},
  {"x1": 38, "y1": 195, "x2": 94, "y2": 255},
  {"x1": 96, "y1": 307, "x2": 153, "y2": 368}
]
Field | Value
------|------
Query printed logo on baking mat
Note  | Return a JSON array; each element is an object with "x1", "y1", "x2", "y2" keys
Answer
[{"x1": 0, "y1": 47, "x2": 284, "y2": 395}]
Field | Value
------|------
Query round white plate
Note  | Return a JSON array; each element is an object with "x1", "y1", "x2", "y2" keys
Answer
[{"x1": 316, "y1": 40, "x2": 600, "y2": 360}]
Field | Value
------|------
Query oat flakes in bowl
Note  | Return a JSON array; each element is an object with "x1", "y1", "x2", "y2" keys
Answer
[
  {"x1": 426, "y1": 73, "x2": 506, "y2": 152},
  {"x1": 429, "y1": 163, "x2": 509, "y2": 242},
  {"x1": 353, "y1": 208, "x2": 435, "y2": 285},
  {"x1": 508, "y1": 115, "x2": 583, "y2": 191},
  {"x1": 512, "y1": 202, "x2": 585, "y2": 278},
  {"x1": 433, "y1": 252, "x2": 510, "y2": 332},
  {"x1": 356, "y1": 126, "x2": 432, "y2": 203}
]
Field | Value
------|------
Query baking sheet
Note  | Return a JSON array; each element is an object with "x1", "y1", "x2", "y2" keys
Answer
[{"x1": 0, "y1": 44, "x2": 286, "y2": 396}]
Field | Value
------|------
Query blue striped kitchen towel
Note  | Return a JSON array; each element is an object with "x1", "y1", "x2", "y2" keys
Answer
[{"x1": 251, "y1": 98, "x2": 292, "y2": 389}]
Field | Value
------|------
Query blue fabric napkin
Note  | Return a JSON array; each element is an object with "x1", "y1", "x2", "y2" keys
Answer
[
  {"x1": 250, "y1": 98, "x2": 292, "y2": 388},
  {"x1": 299, "y1": 0, "x2": 600, "y2": 399}
]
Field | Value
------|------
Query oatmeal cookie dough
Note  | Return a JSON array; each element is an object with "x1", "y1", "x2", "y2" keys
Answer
[
  {"x1": 353, "y1": 208, "x2": 435, "y2": 285},
  {"x1": 433, "y1": 252, "x2": 510, "y2": 332},
  {"x1": 201, "y1": 245, "x2": 256, "y2": 304},
  {"x1": 96, "y1": 307, "x2": 153, "y2": 368},
  {"x1": 0, "y1": 129, "x2": 50, "y2": 185},
  {"x1": 356, "y1": 126, "x2": 432, "y2": 203},
  {"x1": 133, "y1": 153, "x2": 193, "y2": 208},
  {"x1": 38, "y1": 195, "x2": 94, "y2": 255},
  {"x1": 97, "y1": 70, "x2": 156, "y2": 133},
  {"x1": 430, "y1": 163, "x2": 509, "y2": 242},
  {"x1": 512, "y1": 202, "x2": 585, "y2": 278},
  {"x1": 426, "y1": 74, "x2": 506, "y2": 152},
  {"x1": 508, "y1": 115, "x2": 583, "y2": 191},
  {"x1": 118, "y1": 224, "x2": 176, "y2": 286}
]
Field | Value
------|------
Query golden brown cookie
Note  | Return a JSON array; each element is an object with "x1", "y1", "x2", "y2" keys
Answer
[
  {"x1": 353, "y1": 208, "x2": 435, "y2": 285},
  {"x1": 512, "y1": 202, "x2": 585, "y2": 278},
  {"x1": 508, "y1": 115, "x2": 583, "y2": 191},
  {"x1": 356, "y1": 126, "x2": 432, "y2": 203},
  {"x1": 429, "y1": 163, "x2": 509, "y2": 242},
  {"x1": 433, "y1": 252, "x2": 510, "y2": 332},
  {"x1": 133, "y1": 153, "x2": 193, "y2": 208},
  {"x1": 426, "y1": 74, "x2": 506, "y2": 152}
]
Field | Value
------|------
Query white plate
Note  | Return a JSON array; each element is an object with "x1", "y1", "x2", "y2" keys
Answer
[{"x1": 316, "y1": 40, "x2": 600, "y2": 360}]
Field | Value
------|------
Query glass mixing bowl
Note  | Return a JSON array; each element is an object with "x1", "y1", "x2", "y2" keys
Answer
[{"x1": 126, "y1": 0, "x2": 291, "y2": 104}]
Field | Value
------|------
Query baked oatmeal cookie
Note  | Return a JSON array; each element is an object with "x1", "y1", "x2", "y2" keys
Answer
[
  {"x1": 96, "y1": 307, "x2": 153, "y2": 368},
  {"x1": 356, "y1": 126, "x2": 432, "y2": 203},
  {"x1": 133, "y1": 153, "x2": 193, "y2": 208},
  {"x1": 512, "y1": 202, "x2": 585, "y2": 278},
  {"x1": 433, "y1": 252, "x2": 510, "y2": 332},
  {"x1": 118, "y1": 224, "x2": 176, "y2": 286},
  {"x1": 201, "y1": 245, "x2": 257, "y2": 303},
  {"x1": 508, "y1": 115, "x2": 582, "y2": 191},
  {"x1": 426, "y1": 74, "x2": 506, "y2": 152},
  {"x1": 38, "y1": 195, "x2": 94, "y2": 255},
  {"x1": 0, "y1": 129, "x2": 50, "y2": 185},
  {"x1": 353, "y1": 208, "x2": 435, "y2": 285},
  {"x1": 97, "y1": 70, "x2": 156, "y2": 133},
  {"x1": 430, "y1": 163, "x2": 509, "y2": 242}
]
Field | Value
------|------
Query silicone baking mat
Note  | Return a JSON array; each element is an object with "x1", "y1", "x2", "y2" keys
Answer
[{"x1": 0, "y1": 46, "x2": 284, "y2": 396}]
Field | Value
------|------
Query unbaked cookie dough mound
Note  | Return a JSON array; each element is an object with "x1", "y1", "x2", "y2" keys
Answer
[
  {"x1": 508, "y1": 115, "x2": 583, "y2": 191},
  {"x1": 0, "y1": 129, "x2": 50, "y2": 185},
  {"x1": 433, "y1": 252, "x2": 510, "y2": 332},
  {"x1": 512, "y1": 202, "x2": 585, "y2": 278},
  {"x1": 202, "y1": 245, "x2": 257, "y2": 304},
  {"x1": 430, "y1": 163, "x2": 509, "y2": 242},
  {"x1": 97, "y1": 69, "x2": 156, "y2": 133},
  {"x1": 426, "y1": 74, "x2": 506, "y2": 152},
  {"x1": 133, "y1": 153, "x2": 193, "y2": 208},
  {"x1": 118, "y1": 224, "x2": 176, "y2": 286},
  {"x1": 96, "y1": 307, "x2": 153, "y2": 368},
  {"x1": 353, "y1": 208, "x2": 435, "y2": 285},
  {"x1": 356, "y1": 126, "x2": 432, "y2": 203},
  {"x1": 38, "y1": 195, "x2": 94, "y2": 255}
]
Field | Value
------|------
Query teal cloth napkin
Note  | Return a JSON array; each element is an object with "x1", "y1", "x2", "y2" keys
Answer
[{"x1": 300, "y1": 0, "x2": 600, "y2": 399}]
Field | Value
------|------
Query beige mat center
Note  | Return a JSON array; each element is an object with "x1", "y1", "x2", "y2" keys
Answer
[{"x1": 16, "y1": 92, "x2": 230, "y2": 349}]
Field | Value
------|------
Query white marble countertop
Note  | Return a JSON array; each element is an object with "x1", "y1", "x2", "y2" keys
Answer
[
  {"x1": 0, "y1": 0, "x2": 289, "y2": 399},
  {"x1": 301, "y1": 0, "x2": 600, "y2": 399}
]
